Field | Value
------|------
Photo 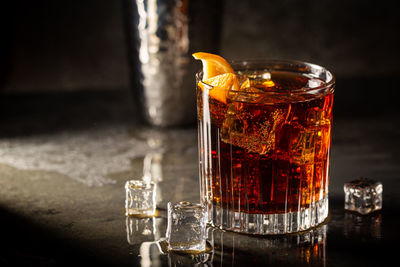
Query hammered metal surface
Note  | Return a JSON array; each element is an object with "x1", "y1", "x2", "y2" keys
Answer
[{"x1": 125, "y1": 0, "x2": 221, "y2": 127}]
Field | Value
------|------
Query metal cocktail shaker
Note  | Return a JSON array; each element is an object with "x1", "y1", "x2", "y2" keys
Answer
[{"x1": 124, "y1": 0, "x2": 222, "y2": 127}]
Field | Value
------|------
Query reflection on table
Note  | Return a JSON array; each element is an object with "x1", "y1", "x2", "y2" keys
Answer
[{"x1": 129, "y1": 223, "x2": 327, "y2": 266}]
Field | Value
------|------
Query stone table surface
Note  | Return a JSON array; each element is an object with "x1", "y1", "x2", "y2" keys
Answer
[{"x1": 0, "y1": 90, "x2": 399, "y2": 266}]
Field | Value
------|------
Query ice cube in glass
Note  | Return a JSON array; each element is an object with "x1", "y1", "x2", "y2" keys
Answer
[
  {"x1": 166, "y1": 201, "x2": 207, "y2": 252},
  {"x1": 344, "y1": 178, "x2": 383, "y2": 215},
  {"x1": 221, "y1": 102, "x2": 288, "y2": 155},
  {"x1": 125, "y1": 180, "x2": 156, "y2": 216}
]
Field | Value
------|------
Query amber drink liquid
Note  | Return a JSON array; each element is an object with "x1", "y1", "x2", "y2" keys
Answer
[{"x1": 197, "y1": 60, "x2": 335, "y2": 234}]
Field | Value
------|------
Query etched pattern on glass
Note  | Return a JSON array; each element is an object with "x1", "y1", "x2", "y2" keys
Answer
[{"x1": 197, "y1": 64, "x2": 334, "y2": 234}]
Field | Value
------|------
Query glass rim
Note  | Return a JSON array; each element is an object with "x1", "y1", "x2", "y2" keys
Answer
[{"x1": 196, "y1": 59, "x2": 335, "y2": 95}]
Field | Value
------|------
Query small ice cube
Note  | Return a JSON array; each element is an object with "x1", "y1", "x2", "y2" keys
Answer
[
  {"x1": 344, "y1": 178, "x2": 383, "y2": 215},
  {"x1": 290, "y1": 126, "x2": 317, "y2": 164},
  {"x1": 238, "y1": 70, "x2": 271, "y2": 81},
  {"x1": 307, "y1": 78, "x2": 324, "y2": 88},
  {"x1": 125, "y1": 180, "x2": 156, "y2": 216},
  {"x1": 237, "y1": 70, "x2": 275, "y2": 89},
  {"x1": 166, "y1": 201, "x2": 207, "y2": 252},
  {"x1": 221, "y1": 105, "x2": 288, "y2": 154}
]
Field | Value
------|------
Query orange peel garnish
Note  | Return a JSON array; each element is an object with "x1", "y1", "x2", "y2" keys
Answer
[
  {"x1": 193, "y1": 52, "x2": 239, "y2": 104},
  {"x1": 199, "y1": 73, "x2": 239, "y2": 104}
]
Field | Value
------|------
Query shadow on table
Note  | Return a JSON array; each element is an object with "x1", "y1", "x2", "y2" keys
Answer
[{"x1": 0, "y1": 206, "x2": 111, "y2": 266}]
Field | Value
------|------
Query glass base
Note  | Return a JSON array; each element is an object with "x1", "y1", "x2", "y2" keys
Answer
[{"x1": 208, "y1": 196, "x2": 328, "y2": 235}]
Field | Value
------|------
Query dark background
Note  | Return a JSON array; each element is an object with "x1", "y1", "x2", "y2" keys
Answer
[
  {"x1": 0, "y1": 1, "x2": 399, "y2": 265},
  {"x1": 1, "y1": 0, "x2": 399, "y2": 119}
]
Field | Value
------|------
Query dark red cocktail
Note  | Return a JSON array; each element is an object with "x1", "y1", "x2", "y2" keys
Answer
[{"x1": 197, "y1": 60, "x2": 334, "y2": 234}]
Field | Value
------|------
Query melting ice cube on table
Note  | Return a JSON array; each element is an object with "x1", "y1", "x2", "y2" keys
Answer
[
  {"x1": 344, "y1": 178, "x2": 383, "y2": 215},
  {"x1": 166, "y1": 201, "x2": 207, "y2": 252},
  {"x1": 125, "y1": 180, "x2": 156, "y2": 216}
]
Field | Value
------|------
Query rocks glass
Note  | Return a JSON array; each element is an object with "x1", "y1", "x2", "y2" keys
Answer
[{"x1": 197, "y1": 60, "x2": 335, "y2": 234}]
